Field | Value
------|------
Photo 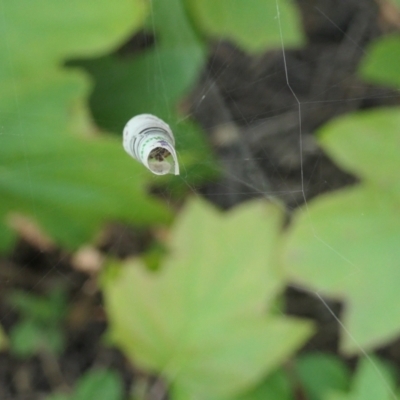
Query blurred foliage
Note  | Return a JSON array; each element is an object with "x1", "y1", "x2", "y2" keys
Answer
[
  {"x1": 324, "y1": 357, "x2": 397, "y2": 400},
  {"x1": 77, "y1": 0, "x2": 217, "y2": 194},
  {"x1": 103, "y1": 198, "x2": 313, "y2": 399},
  {"x1": 233, "y1": 369, "x2": 293, "y2": 400},
  {"x1": 295, "y1": 353, "x2": 351, "y2": 400},
  {"x1": 47, "y1": 369, "x2": 123, "y2": 400},
  {"x1": 0, "y1": 0, "x2": 148, "y2": 69},
  {"x1": 8, "y1": 288, "x2": 68, "y2": 357},
  {"x1": 1, "y1": 0, "x2": 400, "y2": 399},
  {"x1": 282, "y1": 108, "x2": 400, "y2": 354},
  {"x1": 82, "y1": 0, "x2": 206, "y2": 126},
  {"x1": 360, "y1": 34, "x2": 400, "y2": 88},
  {"x1": 0, "y1": 0, "x2": 171, "y2": 251},
  {"x1": 185, "y1": 0, "x2": 304, "y2": 52}
]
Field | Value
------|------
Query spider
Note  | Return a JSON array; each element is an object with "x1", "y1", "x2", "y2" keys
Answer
[{"x1": 149, "y1": 147, "x2": 171, "y2": 162}]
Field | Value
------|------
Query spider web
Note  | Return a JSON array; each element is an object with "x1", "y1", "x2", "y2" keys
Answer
[{"x1": 0, "y1": 0, "x2": 400, "y2": 398}]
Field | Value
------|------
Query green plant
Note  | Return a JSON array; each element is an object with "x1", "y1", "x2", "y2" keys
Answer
[
  {"x1": 103, "y1": 198, "x2": 312, "y2": 399},
  {"x1": 78, "y1": 0, "x2": 304, "y2": 194},
  {"x1": 3, "y1": 1, "x2": 400, "y2": 399},
  {"x1": 8, "y1": 288, "x2": 68, "y2": 357},
  {"x1": 185, "y1": 0, "x2": 304, "y2": 52},
  {"x1": 0, "y1": 0, "x2": 170, "y2": 252},
  {"x1": 47, "y1": 369, "x2": 123, "y2": 400},
  {"x1": 324, "y1": 357, "x2": 397, "y2": 400},
  {"x1": 281, "y1": 23, "x2": 400, "y2": 353},
  {"x1": 294, "y1": 353, "x2": 351, "y2": 400},
  {"x1": 0, "y1": 0, "x2": 305, "y2": 250}
]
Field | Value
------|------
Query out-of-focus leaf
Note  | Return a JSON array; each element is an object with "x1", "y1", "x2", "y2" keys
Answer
[
  {"x1": 360, "y1": 34, "x2": 400, "y2": 88},
  {"x1": 0, "y1": 0, "x2": 148, "y2": 71},
  {"x1": 234, "y1": 369, "x2": 293, "y2": 400},
  {"x1": 0, "y1": 0, "x2": 171, "y2": 250},
  {"x1": 104, "y1": 198, "x2": 313, "y2": 399},
  {"x1": 0, "y1": 107, "x2": 171, "y2": 247},
  {"x1": 8, "y1": 289, "x2": 67, "y2": 324},
  {"x1": 295, "y1": 353, "x2": 351, "y2": 400},
  {"x1": 318, "y1": 108, "x2": 400, "y2": 196},
  {"x1": 185, "y1": 0, "x2": 304, "y2": 52},
  {"x1": 325, "y1": 357, "x2": 396, "y2": 400},
  {"x1": 73, "y1": 369, "x2": 123, "y2": 400},
  {"x1": 284, "y1": 186, "x2": 400, "y2": 353},
  {"x1": 9, "y1": 320, "x2": 65, "y2": 358},
  {"x1": 78, "y1": 0, "x2": 216, "y2": 191},
  {"x1": 283, "y1": 108, "x2": 400, "y2": 354},
  {"x1": 47, "y1": 369, "x2": 123, "y2": 400},
  {"x1": 82, "y1": 0, "x2": 206, "y2": 131}
]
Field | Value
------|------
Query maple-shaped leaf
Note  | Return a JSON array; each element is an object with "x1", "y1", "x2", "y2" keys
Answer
[
  {"x1": 325, "y1": 357, "x2": 397, "y2": 400},
  {"x1": 104, "y1": 198, "x2": 313, "y2": 399},
  {"x1": 0, "y1": 0, "x2": 172, "y2": 250},
  {"x1": 283, "y1": 107, "x2": 400, "y2": 354}
]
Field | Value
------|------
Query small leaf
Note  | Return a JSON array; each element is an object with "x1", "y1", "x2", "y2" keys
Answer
[
  {"x1": 325, "y1": 357, "x2": 396, "y2": 400},
  {"x1": 186, "y1": 0, "x2": 304, "y2": 52},
  {"x1": 360, "y1": 34, "x2": 400, "y2": 87},
  {"x1": 318, "y1": 108, "x2": 400, "y2": 196},
  {"x1": 295, "y1": 353, "x2": 351, "y2": 400},
  {"x1": 234, "y1": 369, "x2": 293, "y2": 400},
  {"x1": 73, "y1": 369, "x2": 123, "y2": 400},
  {"x1": 9, "y1": 320, "x2": 65, "y2": 357},
  {"x1": 104, "y1": 198, "x2": 313, "y2": 398},
  {"x1": 8, "y1": 289, "x2": 67, "y2": 324}
]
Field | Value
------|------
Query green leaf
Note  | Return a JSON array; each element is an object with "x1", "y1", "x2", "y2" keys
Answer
[
  {"x1": 8, "y1": 289, "x2": 68, "y2": 325},
  {"x1": 78, "y1": 0, "x2": 215, "y2": 192},
  {"x1": 360, "y1": 34, "x2": 400, "y2": 87},
  {"x1": 185, "y1": 0, "x2": 304, "y2": 53},
  {"x1": 318, "y1": 108, "x2": 400, "y2": 196},
  {"x1": 284, "y1": 186, "x2": 400, "y2": 353},
  {"x1": 0, "y1": 102, "x2": 171, "y2": 248},
  {"x1": 295, "y1": 353, "x2": 351, "y2": 400},
  {"x1": 73, "y1": 369, "x2": 123, "y2": 400},
  {"x1": 0, "y1": 0, "x2": 171, "y2": 250},
  {"x1": 0, "y1": 0, "x2": 148, "y2": 71},
  {"x1": 9, "y1": 320, "x2": 65, "y2": 357},
  {"x1": 325, "y1": 357, "x2": 396, "y2": 400},
  {"x1": 81, "y1": 0, "x2": 205, "y2": 130},
  {"x1": 234, "y1": 369, "x2": 293, "y2": 400},
  {"x1": 283, "y1": 107, "x2": 400, "y2": 354},
  {"x1": 104, "y1": 198, "x2": 313, "y2": 399}
]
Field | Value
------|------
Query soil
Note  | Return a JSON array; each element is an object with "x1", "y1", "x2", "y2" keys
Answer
[{"x1": 1, "y1": 0, "x2": 400, "y2": 399}]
